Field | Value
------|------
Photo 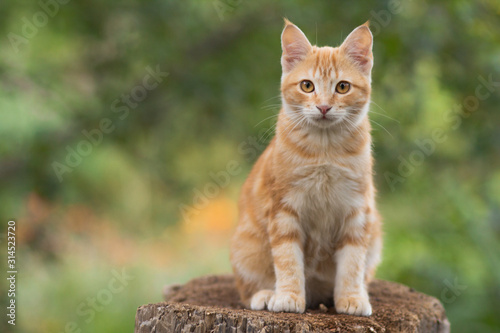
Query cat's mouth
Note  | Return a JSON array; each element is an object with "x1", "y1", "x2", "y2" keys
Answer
[{"x1": 309, "y1": 114, "x2": 343, "y2": 128}]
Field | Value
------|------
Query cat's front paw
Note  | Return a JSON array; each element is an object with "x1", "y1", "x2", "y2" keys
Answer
[
  {"x1": 267, "y1": 292, "x2": 305, "y2": 313},
  {"x1": 250, "y1": 290, "x2": 274, "y2": 310},
  {"x1": 335, "y1": 294, "x2": 372, "y2": 316}
]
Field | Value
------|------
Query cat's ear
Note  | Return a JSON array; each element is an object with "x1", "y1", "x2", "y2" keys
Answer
[
  {"x1": 340, "y1": 22, "x2": 373, "y2": 75},
  {"x1": 281, "y1": 19, "x2": 312, "y2": 73}
]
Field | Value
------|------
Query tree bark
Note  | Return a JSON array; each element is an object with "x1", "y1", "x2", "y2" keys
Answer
[{"x1": 135, "y1": 275, "x2": 450, "y2": 333}]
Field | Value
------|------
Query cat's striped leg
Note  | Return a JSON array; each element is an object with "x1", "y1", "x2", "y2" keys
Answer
[
  {"x1": 231, "y1": 213, "x2": 275, "y2": 310},
  {"x1": 267, "y1": 208, "x2": 306, "y2": 313},
  {"x1": 364, "y1": 230, "x2": 382, "y2": 283},
  {"x1": 334, "y1": 211, "x2": 372, "y2": 316}
]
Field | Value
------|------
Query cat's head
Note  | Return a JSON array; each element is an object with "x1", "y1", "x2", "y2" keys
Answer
[{"x1": 280, "y1": 19, "x2": 373, "y2": 130}]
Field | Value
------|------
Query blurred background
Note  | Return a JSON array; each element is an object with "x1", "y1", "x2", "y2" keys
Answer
[{"x1": 1, "y1": 0, "x2": 499, "y2": 332}]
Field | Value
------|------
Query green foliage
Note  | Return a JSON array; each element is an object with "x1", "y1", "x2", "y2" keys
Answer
[{"x1": 1, "y1": 0, "x2": 499, "y2": 332}]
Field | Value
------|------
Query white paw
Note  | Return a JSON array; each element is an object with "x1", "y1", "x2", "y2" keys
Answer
[
  {"x1": 250, "y1": 290, "x2": 273, "y2": 310},
  {"x1": 335, "y1": 294, "x2": 372, "y2": 316},
  {"x1": 267, "y1": 292, "x2": 305, "y2": 313}
]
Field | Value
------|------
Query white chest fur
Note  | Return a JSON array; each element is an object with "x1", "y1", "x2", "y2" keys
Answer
[{"x1": 285, "y1": 163, "x2": 365, "y2": 222}]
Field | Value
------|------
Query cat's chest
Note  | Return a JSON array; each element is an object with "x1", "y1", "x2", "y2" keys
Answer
[{"x1": 283, "y1": 162, "x2": 365, "y2": 220}]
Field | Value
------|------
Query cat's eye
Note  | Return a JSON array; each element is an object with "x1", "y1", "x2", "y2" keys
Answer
[
  {"x1": 300, "y1": 80, "x2": 315, "y2": 93},
  {"x1": 336, "y1": 81, "x2": 351, "y2": 94}
]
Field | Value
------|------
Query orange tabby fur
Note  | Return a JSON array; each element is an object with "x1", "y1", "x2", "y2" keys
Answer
[{"x1": 230, "y1": 20, "x2": 382, "y2": 316}]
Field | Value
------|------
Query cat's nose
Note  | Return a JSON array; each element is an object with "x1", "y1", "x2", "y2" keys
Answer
[{"x1": 316, "y1": 105, "x2": 332, "y2": 115}]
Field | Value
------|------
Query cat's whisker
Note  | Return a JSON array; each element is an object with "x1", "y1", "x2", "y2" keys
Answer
[
  {"x1": 260, "y1": 106, "x2": 281, "y2": 112},
  {"x1": 339, "y1": 121, "x2": 346, "y2": 135},
  {"x1": 342, "y1": 117, "x2": 364, "y2": 137},
  {"x1": 284, "y1": 104, "x2": 307, "y2": 109},
  {"x1": 369, "y1": 119, "x2": 394, "y2": 138},
  {"x1": 369, "y1": 111, "x2": 400, "y2": 124},
  {"x1": 342, "y1": 121, "x2": 355, "y2": 137},
  {"x1": 260, "y1": 114, "x2": 303, "y2": 143},
  {"x1": 254, "y1": 114, "x2": 279, "y2": 127},
  {"x1": 260, "y1": 103, "x2": 303, "y2": 111},
  {"x1": 279, "y1": 114, "x2": 306, "y2": 139},
  {"x1": 260, "y1": 94, "x2": 282, "y2": 105},
  {"x1": 259, "y1": 125, "x2": 276, "y2": 143},
  {"x1": 261, "y1": 104, "x2": 281, "y2": 108},
  {"x1": 285, "y1": 116, "x2": 307, "y2": 137},
  {"x1": 370, "y1": 100, "x2": 389, "y2": 114},
  {"x1": 277, "y1": 117, "x2": 297, "y2": 138}
]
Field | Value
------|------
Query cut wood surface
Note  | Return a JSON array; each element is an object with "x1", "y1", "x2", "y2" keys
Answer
[{"x1": 135, "y1": 275, "x2": 450, "y2": 333}]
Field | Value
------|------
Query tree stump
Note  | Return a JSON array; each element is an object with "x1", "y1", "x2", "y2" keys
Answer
[{"x1": 135, "y1": 275, "x2": 450, "y2": 333}]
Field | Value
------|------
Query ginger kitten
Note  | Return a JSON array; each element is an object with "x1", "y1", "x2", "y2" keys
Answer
[{"x1": 230, "y1": 20, "x2": 382, "y2": 316}]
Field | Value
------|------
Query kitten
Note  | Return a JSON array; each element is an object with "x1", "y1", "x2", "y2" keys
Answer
[{"x1": 230, "y1": 20, "x2": 382, "y2": 316}]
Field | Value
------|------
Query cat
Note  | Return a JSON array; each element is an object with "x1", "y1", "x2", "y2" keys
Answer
[{"x1": 229, "y1": 19, "x2": 382, "y2": 316}]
